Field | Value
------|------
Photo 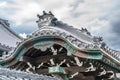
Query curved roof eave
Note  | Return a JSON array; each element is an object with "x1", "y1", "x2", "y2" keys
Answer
[{"x1": 0, "y1": 19, "x2": 23, "y2": 40}]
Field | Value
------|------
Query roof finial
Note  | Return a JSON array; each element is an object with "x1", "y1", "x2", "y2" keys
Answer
[
  {"x1": 49, "y1": 11, "x2": 54, "y2": 16},
  {"x1": 36, "y1": 11, "x2": 58, "y2": 28},
  {"x1": 43, "y1": 11, "x2": 47, "y2": 15}
]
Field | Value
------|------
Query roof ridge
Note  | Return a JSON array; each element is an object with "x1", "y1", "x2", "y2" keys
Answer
[{"x1": 0, "y1": 18, "x2": 23, "y2": 40}]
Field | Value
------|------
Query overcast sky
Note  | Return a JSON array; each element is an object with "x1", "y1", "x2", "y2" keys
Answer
[{"x1": 0, "y1": 0, "x2": 120, "y2": 50}]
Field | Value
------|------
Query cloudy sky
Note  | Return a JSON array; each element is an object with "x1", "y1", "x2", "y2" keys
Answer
[{"x1": 0, "y1": 0, "x2": 120, "y2": 50}]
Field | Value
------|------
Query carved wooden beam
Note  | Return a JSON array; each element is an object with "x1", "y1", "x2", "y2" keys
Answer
[{"x1": 35, "y1": 54, "x2": 71, "y2": 64}]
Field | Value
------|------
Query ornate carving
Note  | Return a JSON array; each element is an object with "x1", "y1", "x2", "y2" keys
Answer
[
  {"x1": 80, "y1": 28, "x2": 91, "y2": 35},
  {"x1": 93, "y1": 36, "x2": 103, "y2": 43},
  {"x1": 93, "y1": 36, "x2": 103, "y2": 48},
  {"x1": 36, "y1": 11, "x2": 58, "y2": 28}
]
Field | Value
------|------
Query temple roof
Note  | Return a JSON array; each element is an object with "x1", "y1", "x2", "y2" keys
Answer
[
  {"x1": 0, "y1": 11, "x2": 120, "y2": 80},
  {"x1": 0, "y1": 68, "x2": 58, "y2": 80},
  {"x1": 36, "y1": 11, "x2": 94, "y2": 44},
  {"x1": 35, "y1": 11, "x2": 120, "y2": 64},
  {"x1": 0, "y1": 18, "x2": 23, "y2": 49}
]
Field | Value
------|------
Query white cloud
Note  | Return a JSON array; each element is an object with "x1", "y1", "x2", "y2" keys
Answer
[
  {"x1": 0, "y1": 1, "x2": 7, "y2": 7},
  {"x1": 3, "y1": 0, "x2": 76, "y2": 26},
  {"x1": 19, "y1": 33, "x2": 27, "y2": 38}
]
